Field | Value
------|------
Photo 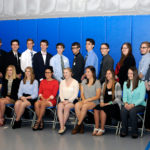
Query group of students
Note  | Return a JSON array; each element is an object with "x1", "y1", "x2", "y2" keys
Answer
[{"x1": 0, "y1": 38, "x2": 150, "y2": 139}]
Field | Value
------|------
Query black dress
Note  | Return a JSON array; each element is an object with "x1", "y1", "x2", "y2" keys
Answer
[{"x1": 94, "y1": 87, "x2": 120, "y2": 120}]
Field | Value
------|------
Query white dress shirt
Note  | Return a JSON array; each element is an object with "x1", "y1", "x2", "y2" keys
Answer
[
  {"x1": 21, "y1": 49, "x2": 36, "y2": 72},
  {"x1": 41, "y1": 51, "x2": 47, "y2": 65}
]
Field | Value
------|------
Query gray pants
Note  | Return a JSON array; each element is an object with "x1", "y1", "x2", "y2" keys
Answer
[{"x1": 121, "y1": 105, "x2": 145, "y2": 134}]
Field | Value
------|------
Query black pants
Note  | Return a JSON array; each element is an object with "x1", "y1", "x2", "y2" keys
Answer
[
  {"x1": 121, "y1": 105, "x2": 145, "y2": 134},
  {"x1": 145, "y1": 91, "x2": 150, "y2": 129}
]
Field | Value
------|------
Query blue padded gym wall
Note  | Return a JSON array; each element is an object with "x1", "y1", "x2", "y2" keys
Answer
[{"x1": 0, "y1": 15, "x2": 150, "y2": 69}]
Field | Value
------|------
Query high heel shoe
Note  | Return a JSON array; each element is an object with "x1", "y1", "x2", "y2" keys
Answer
[
  {"x1": 32, "y1": 121, "x2": 40, "y2": 131},
  {"x1": 39, "y1": 121, "x2": 44, "y2": 130}
]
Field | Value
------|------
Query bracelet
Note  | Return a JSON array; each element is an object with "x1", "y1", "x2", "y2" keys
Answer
[{"x1": 109, "y1": 101, "x2": 113, "y2": 105}]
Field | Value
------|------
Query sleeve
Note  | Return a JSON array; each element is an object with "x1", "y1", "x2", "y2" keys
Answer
[
  {"x1": 100, "y1": 83, "x2": 104, "y2": 103},
  {"x1": 113, "y1": 82, "x2": 122, "y2": 105},
  {"x1": 65, "y1": 57, "x2": 70, "y2": 68},
  {"x1": 59, "y1": 81, "x2": 64, "y2": 102},
  {"x1": 122, "y1": 82, "x2": 128, "y2": 103},
  {"x1": 95, "y1": 80, "x2": 101, "y2": 90},
  {"x1": 20, "y1": 53, "x2": 26, "y2": 72},
  {"x1": 18, "y1": 80, "x2": 24, "y2": 99},
  {"x1": 68, "y1": 81, "x2": 79, "y2": 103},
  {"x1": 133, "y1": 81, "x2": 146, "y2": 106},
  {"x1": 33, "y1": 54, "x2": 38, "y2": 79},
  {"x1": 38, "y1": 80, "x2": 43, "y2": 95},
  {"x1": 140, "y1": 58, "x2": 150, "y2": 77},
  {"x1": 51, "y1": 80, "x2": 59, "y2": 98},
  {"x1": 31, "y1": 80, "x2": 39, "y2": 99}
]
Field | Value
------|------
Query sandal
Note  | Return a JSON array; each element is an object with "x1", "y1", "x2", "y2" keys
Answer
[
  {"x1": 32, "y1": 121, "x2": 40, "y2": 131},
  {"x1": 39, "y1": 121, "x2": 44, "y2": 130},
  {"x1": 96, "y1": 129, "x2": 105, "y2": 136},
  {"x1": 58, "y1": 126, "x2": 66, "y2": 134},
  {"x1": 92, "y1": 128, "x2": 99, "y2": 136}
]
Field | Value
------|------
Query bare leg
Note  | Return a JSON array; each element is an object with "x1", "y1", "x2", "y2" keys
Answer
[
  {"x1": 75, "y1": 101, "x2": 83, "y2": 120},
  {"x1": 94, "y1": 109, "x2": 100, "y2": 129},
  {"x1": 100, "y1": 110, "x2": 107, "y2": 130}
]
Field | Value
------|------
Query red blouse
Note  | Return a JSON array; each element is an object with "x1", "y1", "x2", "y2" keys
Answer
[
  {"x1": 39, "y1": 79, "x2": 59, "y2": 104},
  {"x1": 115, "y1": 63, "x2": 120, "y2": 82}
]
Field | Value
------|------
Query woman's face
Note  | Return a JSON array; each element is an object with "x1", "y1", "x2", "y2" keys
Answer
[
  {"x1": 25, "y1": 68, "x2": 31, "y2": 78},
  {"x1": 122, "y1": 44, "x2": 129, "y2": 56},
  {"x1": 85, "y1": 68, "x2": 93, "y2": 79},
  {"x1": 7, "y1": 67, "x2": 13, "y2": 77},
  {"x1": 45, "y1": 69, "x2": 52, "y2": 79},
  {"x1": 128, "y1": 69, "x2": 133, "y2": 80},
  {"x1": 64, "y1": 69, "x2": 72, "y2": 79},
  {"x1": 106, "y1": 70, "x2": 113, "y2": 81}
]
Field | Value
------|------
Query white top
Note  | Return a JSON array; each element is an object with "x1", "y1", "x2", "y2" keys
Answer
[
  {"x1": 41, "y1": 51, "x2": 47, "y2": 65},
  {"x1": 59, "y1": 79, "x2": 79, "y2": 103},
  {"x1": 21, "y1": 49, "x2": 36, "y2": 72}
]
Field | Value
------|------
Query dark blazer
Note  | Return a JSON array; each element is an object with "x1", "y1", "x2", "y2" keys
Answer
[
  {"x1": 0, "y1": 49, "x2": 7, "y2": 76},
  {"x1": 118, "y1": 54, "x2": 136, "y2": 88},
  {"x1": 6, "y1": 50, "x2": 21, "y2": 74},
  {"x1": 99, "y1": 54, "x2": 114, "y2": 84},
  {"x1": 33, "y1": 51, "x2": 52, "y2": 81},
  {"x1": 2, "y1": 78, "x2": 20, "y2": 100},
  {"x1": 72, "y1": 52, "x2": 85, "y2": 83}
]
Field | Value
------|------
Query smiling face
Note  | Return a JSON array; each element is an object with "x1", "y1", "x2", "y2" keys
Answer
[
  {"x1": 122, "y1": 44, "x2": 129, "y2": 56},
  {"x1": 86, "y1": 41, "x2": 94, "y2": 52},
  {"x1": 140, "y1": 43, "x2": 149, "y2": 55},
  {"x1": 128, "y1": 69, "x2": 134, "y2": 80},
  {"x1": 106, "y1": 70, "x2": 113, "y2": 81},
  {"x1": 100, "y1": 44, "x2": 109, "y2": 56},
  {"x1": 57, "y1": 45, "x2": 64, "y2": 55},
  {"x1": 27, "y1": 40, "x2": 34, "y2": 50},
  {"x1": 7, "y1": 67, "x2": 13, "y2": 77},
  {"x1": 45, "y1": 69, "x2": 53, "y2": 80},
  {"x1": 85, "y1": 68, "x2": 93, "y2": 79},
  {"x1": 25, "y1": 68, "x2": 31, "y2": 78},
  {"x1": 41, "y1": 42, "x2": 48, "y2": 52},
  {"x1": 11, "y1": 41, "x2": 19, "y2": 52},
  {"x1": 72, "y1": 46, "x2": 80, "y2": 55},
  {"x1": 64, "y1": 69, "x2": 72, "y2": 79}
]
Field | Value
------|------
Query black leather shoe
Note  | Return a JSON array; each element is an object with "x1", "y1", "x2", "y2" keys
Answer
[
  {"x1": 120, "y1": 132, "x2": 127, "y2": 137},
  {"x1": 131, "y1": 133, "x2": 138, "y2": 139}
]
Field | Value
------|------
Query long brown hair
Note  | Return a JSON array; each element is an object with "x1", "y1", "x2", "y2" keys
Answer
[
  {"x1": 103, "y1": 69, "x2": 116, "y2": 101},
  {"x1": 119, "y1": 42, "x2": 132, "y2": 67},
  {"x1": 23, "y1": 67, "x2": 35, "y2": 84},
  {"x1": 127, "y1": 67, "x2": 140, "y2": 90}
]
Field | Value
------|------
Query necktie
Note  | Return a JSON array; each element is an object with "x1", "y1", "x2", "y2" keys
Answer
[
  {"x1": 61, "y1": 55, "x2": 64, "y2": 78},
  {"x1": 14, "y1": 53, "x2": 18, "y2": 62}
]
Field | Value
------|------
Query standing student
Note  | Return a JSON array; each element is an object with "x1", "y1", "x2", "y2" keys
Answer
[
  {"x1": 32, "y1": 66, "x2": 59, "y2": 130},
  {"x1": 0, "y1": 65, "x2": 20, "y2": 126},
  {"x1": 57, "y1": 68, "x2": 79, "y2": 134},
  {"x1": 72, "y1": 42, "x2": 85, "y2": 83},
  {"x1": 6, "y1": 40, "x2": 22, "y2": 79},
  {"x1": 99, "y1": 43, "x2": 114, "y2": 84},
  {"x1": 21, "y1": 39, "x2": 36, "y2": 72},
  {"x1": 93, "y1": 69, "x2": 122, "y2": 136},
  {"x1": 0, "y1": 39, "x2": 7, "y2": 91},
  {"x1": 81, "y1": 38, "x2": 98, "y2": 80},
  {"x1": 120, "y1": 67, "x2": 146, "y2": 138},
  {"x1": 50, "y1": 43, "x2": 70, "y2": 82},
  {"x1": 138, "y1": 41, "x2": 150, "y2": 81},
  {"x1": 72, "y1": 66, "x2": 101, "y2": 134},
  {"x1": 115, "y1": 43, "x2": 136, "y2": 88},
  {"x1": 12, "y1": 67, "x2": 38, "y2": 129},
  {"x1": 33, "y1": 40, "x2": 52, "y2": 82}
]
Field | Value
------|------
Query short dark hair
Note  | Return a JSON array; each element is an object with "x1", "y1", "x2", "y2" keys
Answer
[
  {"x1": 27, "y1": 38, "x2": 34, "y2": 43},
  {"x1": 86, "y1": 38, "x2": 95, "y2": 46},
  {"x1": 40, "y1": 40, "x2": 49, "y2": 46},
  {"x1": 56, "y1": 43, "x2": 65, "y2": 49},
  {"x1": 101, "y1": 43, "x2": 109, "y2": 49},
  {"x1": 72, "y1": 42, "x2": 80, "y2": 48},
  {"x1": 45, "y1": 66, "x2": 53, "y2": 73},
  {"x1": 11, "y1": 39, "x2": 19, "y2": 45}
]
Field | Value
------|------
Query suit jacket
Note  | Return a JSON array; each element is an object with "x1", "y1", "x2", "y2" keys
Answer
[
  {"x1": 118, "y1": 54, "x2": 136, "y2": 88},
  {"x1": 0, "y1": 49, "x2": 7, "y2": 76},
  {"x1": 6, "y1": 50, "x2": 21, "y2": 74},
  {"x1": 99, "y1": 54, "x2": 114, "y2": 84},
  {"x1": 2, "y1": 78, "x2": 20, "y2": 100},
  {"x1": 72, "y1": 52, "x2": 85, "y2": 83},
  {"x1": 33, "y1": 51, "x2": 52, "y2": 81}
]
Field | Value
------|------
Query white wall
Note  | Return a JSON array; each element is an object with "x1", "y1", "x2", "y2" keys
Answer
[{"x1": 0, "y1": 0, "x2": 150, "y2": 20}]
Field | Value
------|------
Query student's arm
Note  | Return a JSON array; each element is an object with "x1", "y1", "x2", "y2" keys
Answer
[
  {"x1": 59, "y1": 81, "x2": 65, "y2": 102},
  {"x1": 122, "y1": 82, "x2": 128, "y2": 103},
  {"x1": 30, "y1": 80, "x2": 38, "y2": 99}
]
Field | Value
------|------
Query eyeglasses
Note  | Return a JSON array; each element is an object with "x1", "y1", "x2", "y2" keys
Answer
[
  {"x1": 45, "y1": 72, "x2": 52, "y2": 74},
  {"x1": 140, "y1": 47, "x2": 148, "y2": 49}
]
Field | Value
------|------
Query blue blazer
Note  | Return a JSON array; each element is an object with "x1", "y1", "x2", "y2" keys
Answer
[{"x1": 123, "y1": 80, "x2": 146, "y2": 106}]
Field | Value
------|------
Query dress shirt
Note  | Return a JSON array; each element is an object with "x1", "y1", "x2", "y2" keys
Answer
[{"x1": 41, "y1": 51, "x2": 47, "y2": 65}]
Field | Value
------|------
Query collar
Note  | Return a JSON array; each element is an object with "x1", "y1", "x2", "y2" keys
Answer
[{"x1": 41, "y1": 51, "x2": 47, "y2": 55}]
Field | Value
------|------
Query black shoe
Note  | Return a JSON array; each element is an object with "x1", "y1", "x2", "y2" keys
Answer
[
  {"x1": 32, "y1": 121, "x2": 40, "y2": 131},
  {"x1": 120, "y1": 132, "x2": 127, "y2": 137},
  {"x1": 12, "y1": 120, "x2": 18, "y2": 129},
  {"x1": 39, "y1": 121, "x2": 44, "y2": 130},
  {"x1": 131, "y1": 133, "x2": 138, "y2": 139},
  {"x1": 17, "y1": 120, "x2": 22, "y2": 128}
]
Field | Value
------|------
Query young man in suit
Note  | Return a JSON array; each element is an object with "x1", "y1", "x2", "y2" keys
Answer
[
  {"x1": 72, "y1": 42, "x2": 84, "y2": 83},
  {"x1": 6, "y1": 39, "x2": 22, "y2": 79},
  {"x1": 33, "y1": 40, "x2": 52, "y2": 82}
]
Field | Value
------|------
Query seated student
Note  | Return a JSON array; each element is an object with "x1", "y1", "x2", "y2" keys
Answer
[
  {"x1": 57, "y1": 68, "x2": 79, "y2": 134},
  {"x1": 32, "y1": 66, "x2": 59, "y2": 130},
  {"x1": 99, "y1": 43, "x2": 114, "y2": 84},
  {"x1": 0, "y1": 65, "x2": 20, "y2": 126},
  {"x1": 93, "y1": 69, "x2": 122, "y2": 136},
  {"x1": 21, "y1": 39, "x2": 36, "y2": 73},
  {"x1": 115, "y1": 42, "x2": 136, "y2": 88},
  {"x1": 50, "y1": 43, "x2": 70, "y2": 82},
  {"x1": 12, "y1": 67, "x2": 38, "y2": 129},
  {"x1": 72, "y1": 66, "x2": 101, "y2": 134},
  {"x1": 120, "y1": 67, "x2": 146, "y2": 139}
]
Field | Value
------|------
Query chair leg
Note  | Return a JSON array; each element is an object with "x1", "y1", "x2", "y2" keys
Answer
[
  {"x1": 52, "y1": 109, "x2": 57, "y2": 129},
  {"x1": 11, "y1": 113, "x2": 16, "y2": 127},
  {"x1": 32, "y1": 112, "x2": 36, "y2": 128}
]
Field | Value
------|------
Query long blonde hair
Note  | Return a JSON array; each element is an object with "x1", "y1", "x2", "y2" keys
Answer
[
  {"x1": 23, "y1": 67, "x2": 35, "y2": 84},
  {"x1": 5, "y1": 65, "x2": 17, "y2": 80}
]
